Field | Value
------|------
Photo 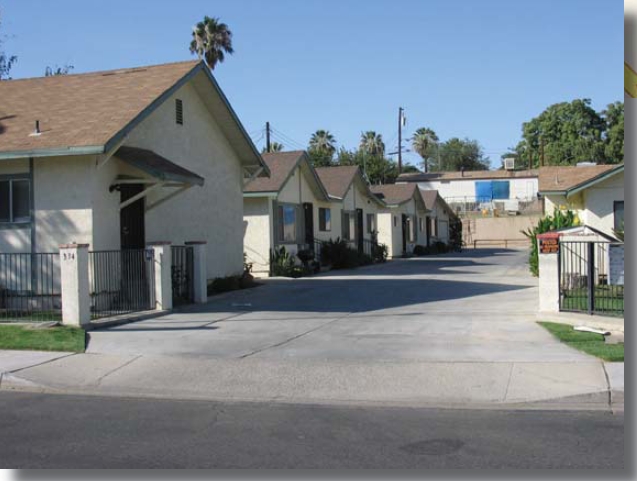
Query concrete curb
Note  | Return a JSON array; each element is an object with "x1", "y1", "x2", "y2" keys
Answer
[{"x1": 538, "y1": 311, "x2": 624, "y2": 333}]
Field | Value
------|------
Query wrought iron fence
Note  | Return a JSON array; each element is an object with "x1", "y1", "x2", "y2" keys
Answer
[
  {"x1": 362, "y1": 238, "x2": 376, "y2": 258},
  {"x1": 0, "y1": 252, "x2": 61, "y2": 322},
  {"x1": 89, "y1": 249, "x2": 155, "y2": 320},
  {"x1": 446, "y1": 196, "x2": 543, "y2": 217},
  {"x1": 171, "y1": 246, "x2": 194, "y2": 305},
  {"x1": 312, "y1": 239, "x2": 324, "y2": 265},
  {"x1": 559, "y1": 241, "x2": 624, "y2": 316}
]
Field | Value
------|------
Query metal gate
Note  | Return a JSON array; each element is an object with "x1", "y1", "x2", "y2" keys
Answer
[
  {"x1": 171, "y1": 246, "x2": 194, "y2": 305},
  {"x1": 89, "y1": 249, "x2": 155, "y2": 319},
  {"x1": 558, "y1": 241, "x2": 624, "y2": 316}
]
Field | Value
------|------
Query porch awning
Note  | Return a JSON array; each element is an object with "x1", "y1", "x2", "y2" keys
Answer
[{"x1": 115, "y1": 146, "x2": 204, "y2": 186}]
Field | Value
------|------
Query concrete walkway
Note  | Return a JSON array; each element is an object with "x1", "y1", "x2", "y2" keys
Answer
[{"x1": 0, "y1": 248, "x2": 624, "y2": 410}]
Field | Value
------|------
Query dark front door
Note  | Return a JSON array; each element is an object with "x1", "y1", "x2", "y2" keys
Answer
[
  {"x1": 120, "y1": 184, "x2": 146, "y2": 249},
  {"x1": 303, "y1": 202, "x2": 314, "y2": 245},
  {"x1": 401, "y1": 214, "x2": 408, "y2": 254},
  {"x1": 356, "y1": 208, "x2": 364, "y2": 254},
  {"x1": 426, "y1": 216, "x2": 432, "y2": 247}
]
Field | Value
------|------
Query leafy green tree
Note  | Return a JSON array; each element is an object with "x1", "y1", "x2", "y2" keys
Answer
[
  {"x1": 308, "y1": 130, "x2": 336, "y2": 167},
  {"x1": 336, "y1": 148, "x2": 398, "y2": 184},
  {"x1": 522, "y1": 209, "x2": 579, "y2": 276},
  {"x1": 262, "y1": 142, "x2": 283, "y2": 154},
  {"x1": 437, "y1": 137, "x2": 490, "y2": 171},
  {"x1": 411, "y1": 127, "x2": 439, "y2": 172},
  {"x1": 515, "y1": 99, "x2": 607, "y2": 167},
  {"x1": 190, "y1": 16, "x2": 234, "y2": 70},
  {"x1": 602, "y1": 101, "x2": 624, "y2": 164},
  {"x1": 0, "y1": 9, "x2": 16, "y2": 80}
]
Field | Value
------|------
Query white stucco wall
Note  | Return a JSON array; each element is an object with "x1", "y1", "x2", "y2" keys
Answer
[
  {"x1": 123, "y1": 79, "x2": 246, "y2": 279},
  {"x1": 243, "y1": 197, "x2": 273, "y2": 277},
  {"x1": 415, "y1": 176, "x2": 538, "y2": 202},
  {"x1": 583, "y1": 172, "x2": 624, "y2": 236}
]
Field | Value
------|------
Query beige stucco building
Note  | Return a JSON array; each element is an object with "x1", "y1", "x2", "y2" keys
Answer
[
  {"x1": 243, "y1": 154, "x2": 387, "y2": 276},
  {"x1": 0, "y1": 60, "x2": 267, "y2": 280},
  {"x1": 539, "y1": 164, "x2": 624, "y2": 238},
  {"x1": 370, "y1": 184, "x2": 430, "y2": 258}
]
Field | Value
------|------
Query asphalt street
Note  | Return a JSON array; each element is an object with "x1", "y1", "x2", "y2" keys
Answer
[{"x1": 0, "y1": 391, "x2": 624, "y2": 469}]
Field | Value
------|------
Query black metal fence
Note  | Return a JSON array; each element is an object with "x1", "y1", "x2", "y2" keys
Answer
[
  {"x1": 89, "y1": 249, "x2": 155, "y2": 320},
  {"x1": 171, "y1": 246, "x2": 194, "y2": 305},
  {"x1": 559, "y1": 241, "x2": 624, "y2": 316},
  {"x1": 312, "y1": 239, "x2": 324, "y2": 265},
  {"x1": 0, "y1": 252, "x2": 61, "y2": 322},
  {"x1": 362, "y1": 238, "x2": 377, "y2": 258}
]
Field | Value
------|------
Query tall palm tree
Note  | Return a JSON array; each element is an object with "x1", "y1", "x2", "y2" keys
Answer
[
  {"x1": 308, "y1": 130, "x2": 336, "y2": 156},
  {"x1": 412, "y1": 127, "x2": 439, "y2": 172},
  {"x1": 262, "y1": 142, "x2": 284, "y2": 154},
  {"x1": 359, "y1": 131, "x2": 385, "y2": 157},
  {"x1": 190, "y1": 16, "x2": 234, "y2": 70}
]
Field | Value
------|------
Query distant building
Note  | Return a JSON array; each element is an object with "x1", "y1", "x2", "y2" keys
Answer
[{"x1": 397, "y1": 169, "x2": 539, "y2": 215}]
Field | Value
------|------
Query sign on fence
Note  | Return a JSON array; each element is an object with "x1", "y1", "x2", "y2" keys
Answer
[{"x1": 539, "y1": 237, "x2": 559, "y2": 254}]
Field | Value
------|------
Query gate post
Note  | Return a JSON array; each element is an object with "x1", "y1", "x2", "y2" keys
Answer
[
  {"x1": 536, "y1": 233, "x2": 560, "y2": 313},
  {"x1": 148, "y1": 242, "x2": 172, "y2": 311},
  {"x1": 587, "y1": 241, "x2": 595, "y2": 315},
  {"x1": 186, "y1": 241, "x2": 208, "y2": 303},
  {"x1": 59, "y1": 243, "x2": 91, "y2": 327}
]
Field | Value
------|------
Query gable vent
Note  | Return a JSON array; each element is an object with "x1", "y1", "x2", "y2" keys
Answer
[{"x1": 175, "y1": 99, "x2": 184, "y2": 125}]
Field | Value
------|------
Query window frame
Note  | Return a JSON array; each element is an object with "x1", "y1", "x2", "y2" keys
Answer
[
  {"x1": 366, "y1": 213, "x2": 376, "y2": 234},
  {"x1": 0, "y1": 176, "x2": 31, "y2": 226},
  {"x1": 319, "y1": 207, "x2": 331, "y2": 232},
  {"x1": 342, "y1": 210, "x2": 356, "y2": 241},
  {"x1": 276, "y1": 203, "x2": 300, "y2": 244}
]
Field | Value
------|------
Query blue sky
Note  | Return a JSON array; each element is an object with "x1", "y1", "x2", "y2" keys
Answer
[{"x1": 2, "y1": 0, "x2": 623, "y2": 169}]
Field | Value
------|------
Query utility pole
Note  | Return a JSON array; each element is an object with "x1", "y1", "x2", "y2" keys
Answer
[
  {"x1": 398, "y1": 107, "x2": 405, "y2": 174},
  {"x1": 266, "y1": 122, "x2": 271, "y2": 153}
]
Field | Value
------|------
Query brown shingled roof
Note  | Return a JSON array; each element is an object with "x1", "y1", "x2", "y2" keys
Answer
[
  {"x1": 398, "y1": 169, "x2": 538, "y2": 182},
  {"x1": 0, "y1": 60, "x2": 200, "y2": 155},
  {"x1": 420, "y1": 189, "x2": 440, "y2": 210},
  {"x1": 538, "y1": 164, "x2": 622, "y2": 193},
  {"x1": 244, "y1": 151, "x2": 305, "y2": 193},
  {"x1": 314, "y1": 165, "x2": 360, "y2": 199},
  {"x1": 371, "y1": 183, "x2": 421, "y2": 206}
]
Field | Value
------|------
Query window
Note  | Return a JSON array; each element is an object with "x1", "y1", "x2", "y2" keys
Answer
[
  {"x1": 0, "y1": 178, "x2": 30, "y2": 224},
  {"x1": 419, "y1": 217, "x2": 424, "y2": 232},
  {"x1": 430, "y1": 217, "x2": 438, "y2": 237},
  {"x1": 393, "y1": 216, "x2": 397, "y2": 228},
  {"x1": 614, "y1": 201, "x2": 624, "y2": 232},
  {"x1": 175, "y1": 99, "x2": 184, "y2": 125},
  {"x1": 366, "y1": 213, "x2": 376, "y2": 234},
  {"x1": 319, "y1": 207, "x2": 331, "y2": 231},
  {"x1": 407, "y1": 216, "x2": 416, "y2": 243},
  {"x1": 277, "y1": 204, "x2": 298, "y2": 243},
  {"x1": 342, "y1": 211, "x2": 356, "y2": 241}
]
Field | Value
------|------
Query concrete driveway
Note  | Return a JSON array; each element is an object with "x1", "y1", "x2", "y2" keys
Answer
[{"x1": 86, "y1": 248, "x2": 591, "y2": 363}]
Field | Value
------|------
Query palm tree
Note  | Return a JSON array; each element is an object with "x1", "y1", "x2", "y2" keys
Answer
[
  {"x1": 190, "y1": 16, "x2": 234, "y2": 70},
  {"x1": 359, "y1": 131, "x2": 385, "y2": 157},
  {"x1": 262, "y1": 142, "x2": 284, "y2": 154},
  {"x1": 412, "y1": 127, "x2": 439, "y2": 172},
  {"x1": 308, "y1": 130, "x2": 336, "y2": 156}
]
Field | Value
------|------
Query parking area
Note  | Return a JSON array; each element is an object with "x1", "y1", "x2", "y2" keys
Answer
[{"x1": 86, "y1": 248, "x2": 591, "y2": 363}]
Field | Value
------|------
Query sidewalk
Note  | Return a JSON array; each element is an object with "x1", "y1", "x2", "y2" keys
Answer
[{"x1": 0, "y1": 350, "x2": 624, "y2": 411}]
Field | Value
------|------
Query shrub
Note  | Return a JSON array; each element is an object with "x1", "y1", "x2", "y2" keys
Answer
[
  {"x1": 372, "y1": 243, "x2": 388, "y2": 263},
  {"x1": 448, "y1": 216, "x2": 463, "y2": 252},
  {"x1": 413, "y1": 245, "x2": 427, "y2": 256},
  {"x1": 270, "y1": 246, "x2": 297, "y2": 277},
  {"x1": 522, "y1": 208, "x2": 578, "y2": 276},
  {"x1": 321, "y1": 238, "x2": 374, "y2": 269}
]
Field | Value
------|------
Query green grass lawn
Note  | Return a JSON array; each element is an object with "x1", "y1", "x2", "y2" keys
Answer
[
  {"x1": 0, "y1": 324, "x2": 86, "y2": 353},
  {"x1": 538, "y1": 321, "x2": 623, "y2": 362}
]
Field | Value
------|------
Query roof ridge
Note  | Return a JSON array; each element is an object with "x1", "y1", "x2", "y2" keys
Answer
[{"x1": 1, "y1": 59, "x2": 201, "y2": 83}]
